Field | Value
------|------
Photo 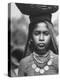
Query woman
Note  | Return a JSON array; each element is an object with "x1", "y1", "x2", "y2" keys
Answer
[{"x1": 16, "y1": 3, "x2": 58, "y2": 76}]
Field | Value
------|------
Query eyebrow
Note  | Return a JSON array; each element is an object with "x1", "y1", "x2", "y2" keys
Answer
[{"x1": 34, "y1": 30, "x2": 49, "y2": 33}]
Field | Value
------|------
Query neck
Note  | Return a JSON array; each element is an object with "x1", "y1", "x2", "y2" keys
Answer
[
  {"x1": 34, "y1": 49, "x2": 49, "y2": 57},
  {"x1": 33, "y1": 50, "x2": 50, "y2": 58}
]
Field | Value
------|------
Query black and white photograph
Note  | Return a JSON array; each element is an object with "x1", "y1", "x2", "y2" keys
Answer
[{"x1": 8, "y1": 3, "x2": 59, "y2": 77}]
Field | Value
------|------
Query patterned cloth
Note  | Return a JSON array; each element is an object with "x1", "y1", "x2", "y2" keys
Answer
[{"x1": 18, "y1": 50, "x2": 58, "y2": 76}]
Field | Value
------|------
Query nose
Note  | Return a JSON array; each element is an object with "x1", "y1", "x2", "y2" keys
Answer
[{"x1": 39, "y1": 33, "x2": 44, "y2": 41}]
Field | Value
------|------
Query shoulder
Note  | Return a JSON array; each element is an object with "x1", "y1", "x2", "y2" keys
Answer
[
  {"x1": 50, "y1": 50, "x2": 58, "y2": 62},
  {"x1": 18, "y1": 54, "x2": 33, "y2": 76},
  {"x1": 19, "y1": 54, "x2": 33, "y2": 68},
  {"x1": 50, "y1": 50, "x2": 58, "y2": 69}
]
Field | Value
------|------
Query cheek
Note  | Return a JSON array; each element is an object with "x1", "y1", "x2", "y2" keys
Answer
[
  {"x1": 44, "y1": 35, "x2": 50, "y2": 44},
  {"x1": 33, "y1": 35, "x2": 39, "y2": 44}
]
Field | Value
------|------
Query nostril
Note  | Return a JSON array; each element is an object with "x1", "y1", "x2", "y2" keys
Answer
[{"x1": 39, "y1": 39, "x2": 44, "y2": 41}]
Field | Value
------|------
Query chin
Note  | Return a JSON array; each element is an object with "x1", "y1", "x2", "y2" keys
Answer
[
  {"x1": 35, "y1": 45, "x2": 50, "y2": 55},
  {"x1": 38, "y1": 46, "x2": 45, "y2": 50}
]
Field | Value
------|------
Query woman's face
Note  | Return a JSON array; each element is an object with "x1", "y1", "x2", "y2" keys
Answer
[{"x1": 32, "y1": 22, "x2": 51, "y2": 50}]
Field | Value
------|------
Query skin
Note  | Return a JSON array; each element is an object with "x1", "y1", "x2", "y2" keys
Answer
[{"x1": 32, "y1": 22, "x2": 51, "y2": 52}]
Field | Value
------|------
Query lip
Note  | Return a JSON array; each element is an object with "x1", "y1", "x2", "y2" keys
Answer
[
  {"x1": 37, "y1": 43, "x2": 45, "y2": 49},
  {"x1": 38, "y1": 43, "x2": 45, "y2": 46}
]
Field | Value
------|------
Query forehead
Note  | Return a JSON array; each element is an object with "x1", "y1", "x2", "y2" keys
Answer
[{"x1": 34, "y1": 22, "x2": 48, "y2": 31}]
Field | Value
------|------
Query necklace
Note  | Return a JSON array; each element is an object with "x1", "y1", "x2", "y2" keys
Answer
[
  {"x1": 33, "y1": 51, "x2": 50, "y2": 64},
  {"x1": 32, "y1": 51, "x2": 54, "y2": 74}
]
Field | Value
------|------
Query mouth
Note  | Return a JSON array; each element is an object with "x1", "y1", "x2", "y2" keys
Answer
[{"x1": 37, "y1": 43, "x2": 45, "y2": 49}]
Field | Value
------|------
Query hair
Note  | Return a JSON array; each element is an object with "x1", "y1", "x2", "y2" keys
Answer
[{"x1": 23, "y1": 20, "x2": 58, "y2": 57}]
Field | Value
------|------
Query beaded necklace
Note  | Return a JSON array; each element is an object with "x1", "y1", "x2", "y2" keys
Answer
[{"x1": 32, "y1": 51, "x2": 53, "y2": 74}]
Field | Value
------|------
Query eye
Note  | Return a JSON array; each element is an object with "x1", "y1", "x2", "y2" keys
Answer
[
  {"x1": 33, "y1": 31, "x2": 40, "y2": 35},
  {"x1": 43, "y1": 31, "x2": 49, "y2": 35}
]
